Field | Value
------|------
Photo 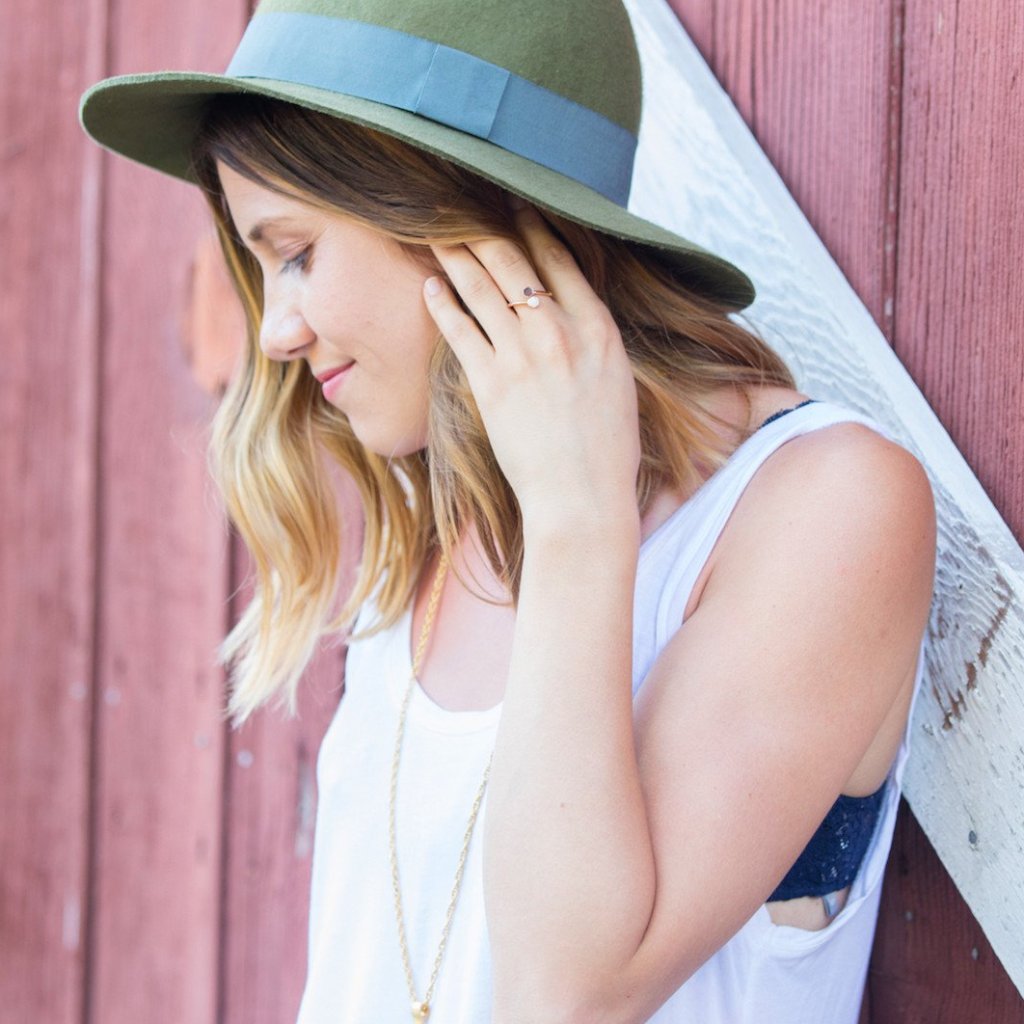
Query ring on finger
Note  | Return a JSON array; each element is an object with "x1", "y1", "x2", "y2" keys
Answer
[{"x1": 507, "y1": 286, "x2": 554, "y2": 309}]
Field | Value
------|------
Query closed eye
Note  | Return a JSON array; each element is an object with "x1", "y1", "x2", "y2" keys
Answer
[{"x1": 281, "y1": 246, "x2": 312, "y2": 274}]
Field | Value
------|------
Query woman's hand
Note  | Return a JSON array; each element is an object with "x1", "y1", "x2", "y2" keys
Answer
[{"x1": 423, "y1": 202, "x2": 641, "y2": 537}]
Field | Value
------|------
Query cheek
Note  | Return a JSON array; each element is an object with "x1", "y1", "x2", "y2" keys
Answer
[
  {"x1": 347, "y1": 316, "x2": 438, "y2": 456},
  {"x1": 389, "y1": 297, "x2": 440, "y2": 380},
  {"x1": 393, "y1": 332, "x2": 437, "y2": 419}
]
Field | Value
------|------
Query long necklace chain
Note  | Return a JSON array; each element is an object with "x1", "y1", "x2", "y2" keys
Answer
[{"x1": 388, "y1": 553, "x2": 494, "y2": 1022}]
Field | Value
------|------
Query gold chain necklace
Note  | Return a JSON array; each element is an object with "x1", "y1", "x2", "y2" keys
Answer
[{"x1": 388, "y1": 554, "x2": 493, "y2": 1022}]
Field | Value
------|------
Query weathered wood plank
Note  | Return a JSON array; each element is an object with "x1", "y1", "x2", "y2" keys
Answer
[
  {"x1": 220, "y1": 536, "x2": 352, "y2": 1024},
  {"x1": 0, "y1": 0, "x2": 105, "y2": 1020},
  {"x1": 886, "y1": 0, "x2": 1024, "y2": 1005},
  {"x1": 668, "y1": 1, "x2": 1021, "y2": 1013},
  {"x1": 705, "y1": 0, "x2": 901, "y2": 328},
  {"x1": 664, "y1": 0, "x2": 713, "y2": 58},
  {"x1": 87, "y1": 1, "x2": 245, "y2": 1021},
  {"x1": 627, "y1": 0, "x2": 1024, "y2": 999},
  {"x1": 871, "y1": 801, "x2": 1024, "y2": 1023},
  {"x1": 895, "y1": 0, "x2": 1024, "y2": 539}
]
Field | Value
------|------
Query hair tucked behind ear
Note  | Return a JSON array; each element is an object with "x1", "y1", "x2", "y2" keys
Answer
[{"x1": 191, "y1": 94, "x2": 795, "y2": 724}]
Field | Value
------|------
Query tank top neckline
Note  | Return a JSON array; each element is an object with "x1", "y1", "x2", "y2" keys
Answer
[
  {"x1": 390, "y1": 603, "x2": 505, "y2": 730},
  {"x1": 393, "y1": 398, "x2": 825, "y2": 725}
]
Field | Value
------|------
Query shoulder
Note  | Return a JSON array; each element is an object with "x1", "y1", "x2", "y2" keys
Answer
[
  {"x1": 768, "y1": 417, "x2": 927, "y2": 480},
  {"x1": 737, "y1": 419, "x2": 933, "y2": 545},
  {"x1": 637, "y1": 419, "x2": 936, "y2": 785},
  {"x1": 708, "y1": 419, "x2": 937, "y2": 626}
]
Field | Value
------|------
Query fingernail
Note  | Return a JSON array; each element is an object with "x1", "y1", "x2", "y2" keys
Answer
[{"x1": 424, "y1": 276, "x2": 442, "y2": 296}]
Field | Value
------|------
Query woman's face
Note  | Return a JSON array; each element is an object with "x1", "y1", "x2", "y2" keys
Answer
[{"x1": 218, "y1": 162, "x2": 439, "y2": 457}]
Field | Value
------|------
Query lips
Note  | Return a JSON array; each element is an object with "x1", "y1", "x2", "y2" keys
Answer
[{"x1": 314, "y1": 361, "x2": 354, "y2": 384}]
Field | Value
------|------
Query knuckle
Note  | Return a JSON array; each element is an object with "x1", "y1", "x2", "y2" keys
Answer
[
  {"x1": 463, "y1": 274, "x2": 492, "y2": 300},
  {"x1": 535, "y1": 326, "x2": 573, "y2": 362},
  {"x1": 493, "y1": 244, "x2": 527, "y2": 273},
  {"x1": 573, "y1": 301, "x2": 615, "y2": 335},
  {"x1": 542, "y1": 241, "x2": 573, "y2": 269}
]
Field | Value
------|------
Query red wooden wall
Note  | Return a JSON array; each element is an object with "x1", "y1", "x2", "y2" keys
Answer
[
  {"x1": 1, "y1": 0, "x2": 344, "y2": 1021},
  {"x1": 1, "y1": 2, "x2": 1021, "y2": 1023},
  {"x1": 668, "y1": 2, "x2": 1024, "y2": 1020}
]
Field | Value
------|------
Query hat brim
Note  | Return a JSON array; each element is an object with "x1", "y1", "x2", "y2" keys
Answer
[{"x1": 79, "y1": 72, "x2": 755, "y2": 310}]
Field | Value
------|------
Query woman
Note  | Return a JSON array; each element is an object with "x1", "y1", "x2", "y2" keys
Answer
[{"x1": 79, "y1": 1, "x2": 937, "y2": 1021}]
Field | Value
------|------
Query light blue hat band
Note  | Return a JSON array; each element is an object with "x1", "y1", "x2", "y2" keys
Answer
[{"x1": 226, "y1": 12, "x2": 638, "y2": 205}]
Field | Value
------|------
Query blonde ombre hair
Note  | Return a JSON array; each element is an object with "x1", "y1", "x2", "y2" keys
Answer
[{"x1": 192, "y1": 95, "x2": 795, "y2": 724}]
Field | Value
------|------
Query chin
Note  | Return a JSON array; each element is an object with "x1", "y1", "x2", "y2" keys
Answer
[{"x1": 349, "y1": 416, "x2": 428, "y2": 460}]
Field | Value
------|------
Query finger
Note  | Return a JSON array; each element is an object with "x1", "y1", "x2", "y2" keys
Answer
[
  {"x1": 509, "y1": 203, "x2": 594, "y2": 316},
  {"x1": 422, "y1": 275, "x2": 493, "y2": 386},
  {"x1": 431, "y1": 243, "x2": 522, "y2": 343},
  {"x1": 461, "y1": 235, "x2": 560, "y2": 320}
]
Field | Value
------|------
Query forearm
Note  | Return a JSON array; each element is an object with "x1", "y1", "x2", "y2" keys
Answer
[{"x1": 484, "y1": 513, "x2": 655, "y2": 1018}]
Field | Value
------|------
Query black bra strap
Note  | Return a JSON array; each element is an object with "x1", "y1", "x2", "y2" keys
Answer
[{"x1": 756, "y1": 397, "x2": 816, "y2": 432}]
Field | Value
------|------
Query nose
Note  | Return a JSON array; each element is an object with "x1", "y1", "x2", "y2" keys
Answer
[{"x1": 259, "y1": 285, "x2": 315, "y2": 361}]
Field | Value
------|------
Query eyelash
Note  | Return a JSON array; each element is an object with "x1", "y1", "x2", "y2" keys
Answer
[{"x1": 281, "y1": 246, "x2": 312, "y2": 274}]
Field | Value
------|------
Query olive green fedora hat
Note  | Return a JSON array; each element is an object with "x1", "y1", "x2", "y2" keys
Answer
[{"x1": 79, "y1": 0, "x2": 754, "y2": 309}]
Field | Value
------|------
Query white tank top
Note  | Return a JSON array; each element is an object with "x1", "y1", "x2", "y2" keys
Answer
[{"x1": 296, "y1": 400, "x2": 927, "y2": 1024}]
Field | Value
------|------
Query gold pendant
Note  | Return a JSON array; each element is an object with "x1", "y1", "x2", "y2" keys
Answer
[{"x1": 411, "y1": 1000, "x2": 430, "y2": 1021}]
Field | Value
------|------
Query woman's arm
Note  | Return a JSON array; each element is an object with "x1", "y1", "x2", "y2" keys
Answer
[
  {"x1": 485, "y1": 425, "x2": 934, "y2": 1024},
  {"x1": 423, "y1": 210, "x2": 936, "y2": 1023},
  {"x1": 485, "y1": 514, "x2": 651, "y2": 1017}
]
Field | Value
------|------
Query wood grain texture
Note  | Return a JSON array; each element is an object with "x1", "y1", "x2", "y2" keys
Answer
[
  {"x1": 894, "y1": 0, "x2": 1024, "y2": 539},
  {"x1": 0, "y1": 0, "x2": 106, "y2": 1020},
  {"x1": 705, "y1": 0, "x2": 902, "y2": 329},
  {"x1": 884, "y1": 0, "x2": 1024, "y2": 1010},
  {"x1": 871, "y1": 801, "x2": 1024, "y2": 1023},
  {"x1": 220, "y1": 656, "x2": 341, "y2": 1024},
  {"x1": 636, "y1": 0, "x2": 1024, "y2": 1008},
  {"x1": 4, "y1": 0, "x2": 1022, "y2": 1018},
  {"x1": 664, "y1": 0, "x2": 713, "y2": 57},
  {"x1": 220, "y1": 506, "x2": 361, "y2": 1024},
  {"x1": 86, "y1": 1, "x2": 246, "y2": 1021},
  {"x1": 663, "y1": 0, "x2": 1023, "y2": 1014}
]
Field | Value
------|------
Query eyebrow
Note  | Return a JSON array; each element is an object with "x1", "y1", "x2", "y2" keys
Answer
[{"x1": 247, "y1": 217, "x2": 291, "y2": 243}]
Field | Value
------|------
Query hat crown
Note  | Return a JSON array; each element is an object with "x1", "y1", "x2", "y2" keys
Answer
[
  {"x1": 252, "y1": 0, "x2": 642, "y2": 133},
  {"x1": 77, "y1": 0, "x2": 754, "y2": 308}
]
